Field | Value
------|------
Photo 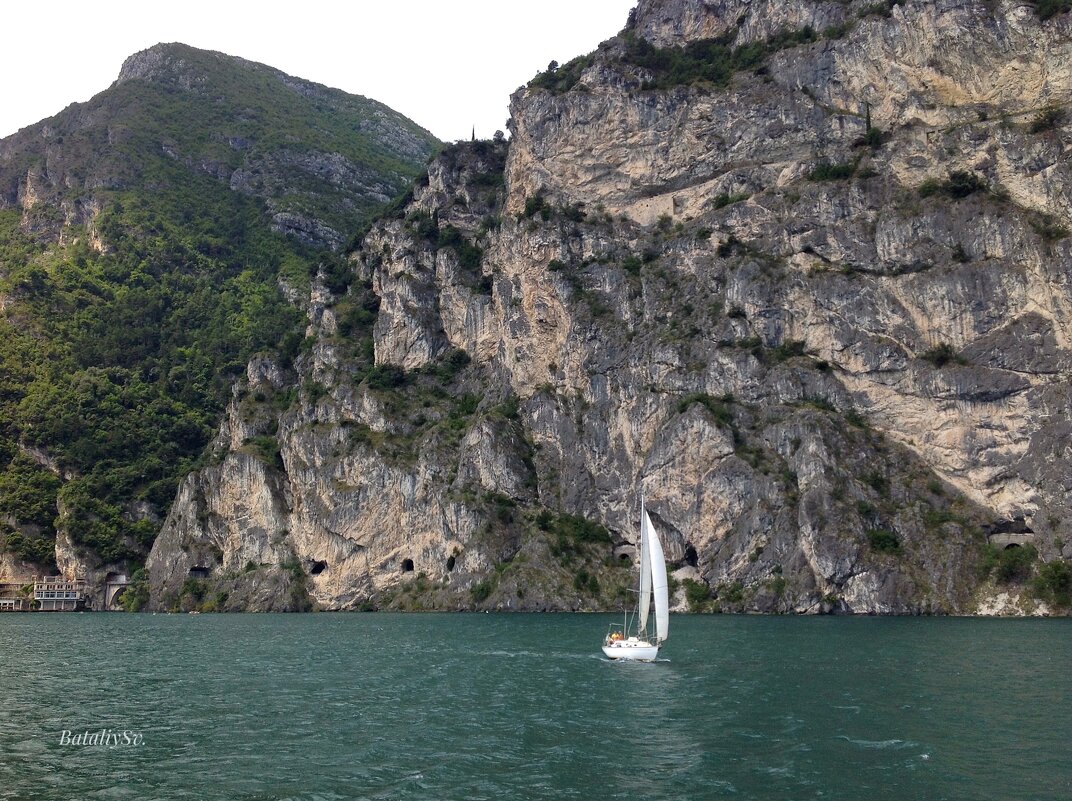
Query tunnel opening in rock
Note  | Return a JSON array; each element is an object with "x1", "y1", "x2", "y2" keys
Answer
[
  {"x1": 310, "y1": 560, "x2": 327, "y2": 575},
  {"x1": 187, "y1": 566, "x2": 210, "y2": 580},
  {"x1": 446, "y1": 555, "x2": 456, "y2": 572},
  {"x1": 684, "y1": 544, "x2": 698, "y2": 567},
  {"x1": 1004, "y1": 543, "x2": 1022, "y2": 551},
  {"x1": 401, "y1": 558, "x2": 414, "y2": 573}
]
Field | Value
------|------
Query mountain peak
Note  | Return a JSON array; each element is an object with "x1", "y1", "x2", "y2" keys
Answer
[
  {"x1": 2, "y1": 41, "x2": 439, "y2": 250},
  {"x1": 116, "y1": 42, "x2": 249, "y2": 89}
]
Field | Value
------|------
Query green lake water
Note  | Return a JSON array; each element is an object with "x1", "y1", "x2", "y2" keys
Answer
[{"x1": 0, "y1": 613, "x2": 1068, "y2": 800}]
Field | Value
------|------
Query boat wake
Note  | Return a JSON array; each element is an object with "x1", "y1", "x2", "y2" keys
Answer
[
  {"x1": 836, "y1": 735, "x2": 919, "y2": 750},
  {"x1": 482, "y1": 650, "x2": 543, "y2": 659},
  {"x1": 600, "y1": 656, "x2": 671, "y2": 664}
]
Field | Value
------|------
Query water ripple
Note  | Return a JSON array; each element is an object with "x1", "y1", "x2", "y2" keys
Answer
[{"x1": 1, "y1": 614, "x2": 1070, "y2": 800}]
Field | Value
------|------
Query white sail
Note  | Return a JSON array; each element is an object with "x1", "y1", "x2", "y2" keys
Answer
[
  {"x1": 644, "y1": 509, "x2": 669, "y2": 642},
  {"x1": 637, "y1": 500, "x2": 651, "y2": 634}
]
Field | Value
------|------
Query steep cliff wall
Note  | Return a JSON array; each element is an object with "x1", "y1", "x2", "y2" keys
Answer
[{"x1": 148, "y1": 0, "x2": 1072, "y2": 614}]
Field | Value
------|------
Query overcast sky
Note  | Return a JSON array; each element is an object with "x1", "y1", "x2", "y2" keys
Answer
[{"x1": 1, "y1": 1, "x2": 637, "y2": 142}]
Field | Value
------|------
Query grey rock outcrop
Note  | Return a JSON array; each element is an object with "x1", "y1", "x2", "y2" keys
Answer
[{"x1": 148, "y1": 0, "x2": 1072, "y2": 614}]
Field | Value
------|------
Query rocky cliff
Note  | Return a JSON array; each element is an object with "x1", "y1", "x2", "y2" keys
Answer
[{"x1": 147, "y1": 0, "x2": 1072, "y2": 615}]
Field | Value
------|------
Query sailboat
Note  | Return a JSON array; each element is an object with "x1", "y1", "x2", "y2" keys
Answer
[{"x1": 602, "y1": 498, "x2": 668, "y2": 661}]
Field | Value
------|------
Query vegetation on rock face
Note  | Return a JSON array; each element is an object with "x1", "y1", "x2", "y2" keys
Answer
[
  {"x1": 920, "y1": 343, "x2": 968, "y2": 368},
  {"x1": 677, "y1": 393, "x2": 735, "y2": 426},
  {"x1": 981, "y1": 544, "x2": 1038, "y2": 584},
  {"x1": 683, "y1": 578, "x2": 713, "y2": 612},
  {"x1": 1030, "y1": 213, "x2": 1070, "y2": 243},
  {"x1": 1033, "y1": 0, "x2": 1072, "y2": 21},
  {"x1": 808, "y1": 162, "x2": 857, "y2": 181},
  {"x1": 118, "y1": 568, "x2": 150, "y2": 612},
  {"x1": 0, "y1": 186, "x2": 307, "y2": 566},
  {"x1": 529, "y1": 57, "x2": 594, "y2": 94},
  {"x1": 537, "y1": 510, "x2": 612, "y2": 559},
  {"x1": 0, "y1": 526, "x2": 57, "y2": 571},
  {"x1": 867, "y1": 529, "x2": 902, "y2": 555},
  {"x1": 437, "y1": 225, "x2": 484, "y2": 271},
  {"x1": 620, "y1": 27, "x2": 841, "y2": 92},
  {"x1": 711, "y1": 191, "x2": 751, "y2": 209},
  {"x1": 1032, "y1": 559, "x2": 1071, "y2": 607},
  {"x1": 918, "y1": 171, "x2": 987, "y2": 200},
  {"x1": 1028, "y1": 105, "x2": 1065, "y2": 133},
  {"x1": 470, "y1": 578, "x2": 495, "y2": 603},
  {"x1": 0, "y1": 44, "x2": 438, "y2": 574},
  {"x1": 528, "y1": 23, "x2": 853, "y2": 95},
  {"x1": 978, "y1": 545, "x2": 1071, "y2": 609}
]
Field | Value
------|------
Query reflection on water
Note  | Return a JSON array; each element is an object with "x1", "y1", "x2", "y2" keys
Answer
[{"x1": 0, "y1": 614, "x2": 1070, "y2": 800}]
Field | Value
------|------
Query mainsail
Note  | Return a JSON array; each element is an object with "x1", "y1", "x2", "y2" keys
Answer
[
  {"x1": 645, "y1": 508, "x2": 669, "y2": 642},
  {"x1": 637, "y1": 501, "x2": 652, "y2": 634}
]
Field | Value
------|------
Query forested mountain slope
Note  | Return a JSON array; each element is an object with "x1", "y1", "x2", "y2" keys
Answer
[{"x1": 0, "y1": 44, "x2": 438, "y2": 601}]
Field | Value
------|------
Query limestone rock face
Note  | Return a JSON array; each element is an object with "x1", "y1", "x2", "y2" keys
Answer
[
  {"x1": 148, "y1": 0, "x2": 1072, "y2": 614},
  {"x1": 0, "y1": 551, "x2": 35, "y2": 584},
  {"x1": 635, "y1": 0, "x2": 852, "y2": 48}
]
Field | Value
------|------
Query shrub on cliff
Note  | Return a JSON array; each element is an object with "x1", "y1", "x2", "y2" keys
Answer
[
  {"x1": 437, "y1": 225, "x2": 483, "y2": 270},
  {"x1": 683, "y1": 578, "x2": 712, "y2": 612},
  {"x1": 529, "y1": 55, "x2": 593, "y2": 94},
  {"x1": 982, "y1": 544, "x2": 1039, "y2": 584},
  {"x1": 808, "y1": 162, "x2": 856, "y2": 181},
  {"x1": 919, "y1": 171, "x2": 987, "y2": 199},
  {"x1": 119, "y1": 569, "x2": 150, "y2": 612},
  {"x1": 1029, "y1": 105, "x2": 1064, "y2": 133},
  {"x1": 470, "y1": 578, "x2": 494, "y2": 603},
  {"x1": 867, "y1": 529, "x2": 902, "y2": 555},
  {"x1": 677, "y1": 393, "x2": 734, "y2": 426},
  {"x1": 1034, "y1": 0, "x2": 1072, "y2": 21},
  {"x1": 522, "y1": 194, "x2": 551, "y2": 220},
  {"x1": 246, "y1": 436, "x2": 283, "y2": 470},
  {"x1": 621, "y1": 26, "x2": 831, "y2": 91},
  {"x1": 366, "y1": 364, "x2": 408, "y2": 390},
  {"x1": 1032, "y1": 559, "x2": 1071, "y2": 607},
  {"x1": 0, "y1": 526, "x2": 57, "y2": 571},
  {"x1": 921, "y1": 343, "x2": 967, "y2": 368}
]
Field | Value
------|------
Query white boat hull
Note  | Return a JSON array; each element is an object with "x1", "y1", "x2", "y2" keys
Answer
[{"x1": 602, "y1": 640, "x2": 659, "y2": 661}]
